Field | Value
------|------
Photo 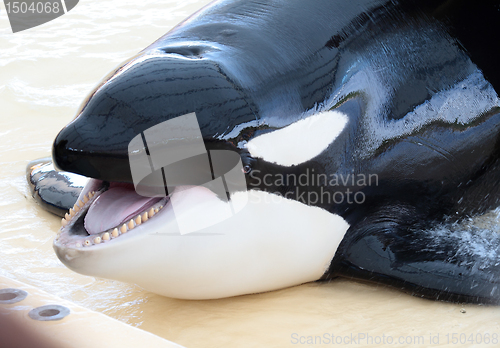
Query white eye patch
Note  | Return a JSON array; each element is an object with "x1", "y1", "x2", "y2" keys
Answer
[{"x1": 246, "y1": 110, "x2": 349, "y2": 166}]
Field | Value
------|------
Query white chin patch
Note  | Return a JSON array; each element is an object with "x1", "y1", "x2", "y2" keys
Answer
[
  {"x1": 247, "y1": 110, "x2": 348, "y2": 166},
  {"x1": 80, "y1": 190, "x2": 350, "y2": 299}
]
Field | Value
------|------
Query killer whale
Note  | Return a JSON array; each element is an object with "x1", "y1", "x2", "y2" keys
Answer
[{"x1": 26, "y1": 0, "x2": 500, "y2": 302}]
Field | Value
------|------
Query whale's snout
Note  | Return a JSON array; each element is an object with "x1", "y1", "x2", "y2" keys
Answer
[{"x1": 52, "y1": 50, "x2": 257, "y2": 182}]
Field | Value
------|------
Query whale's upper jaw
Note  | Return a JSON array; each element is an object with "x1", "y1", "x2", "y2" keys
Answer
[{"x1": 52, "y1": 49, "x2": 259, "y2": 183}]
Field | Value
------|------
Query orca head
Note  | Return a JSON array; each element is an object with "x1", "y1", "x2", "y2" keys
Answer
[
  {"x1": 52, "y1": 46, "x2": 351, "y2": 299},
  {"x1": 51, "y1": 2, "x2": 500, "y2": 299}
]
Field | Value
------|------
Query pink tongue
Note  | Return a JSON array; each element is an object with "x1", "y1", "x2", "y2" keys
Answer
[{"x1": 84, "y1": 187, "x2": 160, "y2": 235}]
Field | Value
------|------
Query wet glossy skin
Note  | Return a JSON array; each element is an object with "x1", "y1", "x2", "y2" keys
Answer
[
  {"x1": 47, "y1": 0, "x2": 500, "y2": 302},
  {"x1": 53, "y1": 0, "x2": 500, "y2": 214},
  {"x1": 27, "y1": 158, "x2": 89, "y2": 217}
]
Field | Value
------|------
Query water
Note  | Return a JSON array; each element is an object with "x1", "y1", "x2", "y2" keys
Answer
[{"x1": 2, "y1": 1, "x2": 500, "y2": 347}]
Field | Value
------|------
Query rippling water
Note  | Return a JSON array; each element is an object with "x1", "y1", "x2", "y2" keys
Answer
[{"x1": 2, "y1": 1, "x2": 500, "y2": 347}]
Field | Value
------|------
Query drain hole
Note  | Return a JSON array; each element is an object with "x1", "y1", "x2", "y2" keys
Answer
[
  {"x1": 39, "y1": 309, "x2": 60, "y2": 317},
  {"x1": 29, "y1": 305, "x2": 70, "y2": 321},
  {"x1": 0, "y1": 288, "x2": 28, "y2": 304},
  {"x1": 0, "y1": 293, "x2": 16, "y2": 301}
]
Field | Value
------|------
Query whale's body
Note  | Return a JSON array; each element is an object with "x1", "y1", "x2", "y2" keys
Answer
[{"x1": 27, "y1": 0, "x2": 500, "y2": 302}]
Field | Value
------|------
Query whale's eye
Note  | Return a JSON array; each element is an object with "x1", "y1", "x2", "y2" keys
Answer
[{"x1": 242, "y1": 165, "x2": 252, "y2": 174}]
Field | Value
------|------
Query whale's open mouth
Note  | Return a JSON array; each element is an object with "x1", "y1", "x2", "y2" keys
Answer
[{"x1": 55, "y1": 179, "x2": 169, "y2": 248}]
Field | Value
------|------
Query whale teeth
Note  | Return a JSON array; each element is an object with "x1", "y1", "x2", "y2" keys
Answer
[
  {"x1": 128, "y1": 219, "x2": 135, "y2": 230},
  {"x1": 63, "y1": 200, "x2": 166, "y2": 248},
  {"x1": 62, "y1": 192, "x2": 101, "y2": 228}
]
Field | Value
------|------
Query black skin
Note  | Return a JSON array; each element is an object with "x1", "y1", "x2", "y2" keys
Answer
[
  {"x1": 26, "y1": 158, "x2": 87, "y2": 217},
  {"x1": 39, "y1": 0, "x2": 500, "y2": 303}
]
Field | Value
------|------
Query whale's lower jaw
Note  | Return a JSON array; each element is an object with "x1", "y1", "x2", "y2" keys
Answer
[
  {"x1": 53, "y1": 180, "x2": 350, "y2": 299},
  {"x1": 54, "y1": 179, "x2": 171, "y2": 250}
]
